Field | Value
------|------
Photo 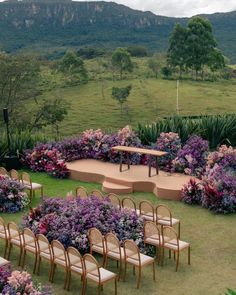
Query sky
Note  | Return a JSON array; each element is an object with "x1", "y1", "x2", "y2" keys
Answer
[{"x1": 74, "y1": 0, "x2": 236, "y2": 17}]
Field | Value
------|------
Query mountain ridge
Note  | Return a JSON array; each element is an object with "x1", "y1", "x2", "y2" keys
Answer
[{"x1": 0, "y1": 1, "x2": 235, "y2": 62}]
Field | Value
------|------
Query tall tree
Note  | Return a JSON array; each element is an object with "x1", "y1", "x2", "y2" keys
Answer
[
  {"x1": 111, "y1": 48, "x2": 133, "y2": 79},
  {"x1": 112, "y1": 85, "x2": 132, "y2": 114},
  {"x1": 186, "y1": 17, "x2": 217, "y2": 78},
  {"x1": 167, "y1": 23, "x2": 188, "y2": 78}
]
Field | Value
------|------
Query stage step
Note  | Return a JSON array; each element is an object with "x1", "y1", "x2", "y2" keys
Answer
[{"x1": 102, "y1": 180, "x2": 133, "y2": 194}]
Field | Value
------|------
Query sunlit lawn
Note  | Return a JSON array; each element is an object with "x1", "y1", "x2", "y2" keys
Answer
[{"x1": 1, "y1": 171, "x2": 236, "y2": 295}]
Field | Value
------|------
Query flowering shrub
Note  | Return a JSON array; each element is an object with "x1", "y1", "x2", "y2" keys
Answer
[
  {"x1": 2, "y1": 270, "x2": 51, "y2": 295},
  {"x1": 181, "y1": 178, "x2": 204, "y2": 205},
  {"x1": 156, "y1": 132, "x2": 181, "y2": 171},
  {"x1": 173, "y1": 135, "x2": 209, "y2": 176},
  {"x1": 0, "y1": 264, "x2": 12, "y2": 292},
  {"x1": 23, "y1": 196, "x2": 144, "y2": 252},
  {"x1": 22, "y1": 143, "x2": 69, "y2": 179},
  {"x1": 0, "y1": 176, "x2": 29, "y2": 213}
]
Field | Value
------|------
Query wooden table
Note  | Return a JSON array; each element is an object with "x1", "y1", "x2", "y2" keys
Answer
[{"x1": 112, "y1": 146, "x2": 167, "y2": 177}]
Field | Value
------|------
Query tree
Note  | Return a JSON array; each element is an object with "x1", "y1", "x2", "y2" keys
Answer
[
  {"x1": 161, "y1": 66, "x2": 173, "y2": 79},
  {"x1": 186, "y1": 17, "x2": 217, "y2": 78},
  {"x1": 112, "y1": 85, "x2": 132, "y2": 114},
  {"x1": 167, "y1": 23, "x2": 188, "y2": 78},
  {"x1": 127, "y1": 45, "x2": 148, "y2": 57},
  {"x1": 111, "y1": 48, "x2": 133, "y2": 79},
  {"x1": 58, "y1": 51, "x2": 88, "y2": 84},
  {"x1": 148, "y1": 57, "x2": 159, "y2": 78},
  {"x1": 207, "y1": 48, "x2": 225, "y2": 72}
]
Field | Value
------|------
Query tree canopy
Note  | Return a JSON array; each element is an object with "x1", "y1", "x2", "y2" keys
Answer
[{"x1": 111, "y1": 48, "x2": 133, "y2": 79}]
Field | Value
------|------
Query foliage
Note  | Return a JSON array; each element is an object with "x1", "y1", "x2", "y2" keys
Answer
[
  {"x1": 137, "y1": 114, "x2": 236, "y2": 149},
  {"x1": 173, "y1": 135, "x2": 209, "y2": 176},
  {"x1": 225, "y1": 289, "x2": 236, "y2": 295},
  {"x1": 181, "y1": 178, "x2": 204, "y2": 205},
  {"x1": 112, "y1": 85, "x2": 132, "y2": 113},
  {"x1": 156, "y1": 132, "x2": 181, "y2": 171},
  {"x1": 0, "y1": 264, "x2": 12, "y2": 292},
  {"x1": 127, "y1": 45, "x2": 148, "y2": 57},
  {"x1": 77, "y1": 47, "x2": 106, "y2": 59},
  {"x1": 23, "y1": 197, "x2": 144, "y2": 253},
  {"x1": 2, "y1": 270, "x2": 51, "y2": 295},
  {"x1": 0, "y1": 175, "x2": 29, "y2": 213},
  {"x1": 148, "y1": 57, "x2": 159, "y2": 78},
  {"x1": 111, "y1": 48, "x2": 133, "y2": 79},
  {"x1": 161, "y1": 66, "x2": 173, "y2": 79}
]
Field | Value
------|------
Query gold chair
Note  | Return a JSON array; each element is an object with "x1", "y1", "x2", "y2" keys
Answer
[
  {"x1": 88, "y1": 228, "x2": 106, "y2": 266},
  {"x1": 76, "y1": 186, "x2": 89, "y2": 199},
  {"x1": 0, "y1": 167, "x2": 8, "y2": 176},
  {"x1": 9, "y1": 169, "x2": 20, "y2": 181},
  {"x1": 66, "y1": 246, "x2": 85, "y2": 291},
  {"x1": 83, "y1": 253, "x2": 117, "y2": 295},
  {"x1": 91, "y1": 189, "x2": 104, "y2": 201},
  {"x1": 36, "y1": 234, "x2": 53, "y2": 281},
  {"x1": 0, "y1": 217, "x2": 9, "y2": 258},
  {"x1": 144, "y1": 221, "x2": 163, "y2": 263},
  {"x1": 105, "y1": 232, "x2": 124, "y2": 280},
  {"x1": 51, "y1": 240, "x2": 69, "y2": 289},
  {"x1": 107, "y1": 193, "x2": 121, "y2": 209},
  {"x1": 162, "y1": 226, "x2": 190, "y2": 272},
  {"x1": 139, "y1": 200, "x2": 155, "y2": 221},
  {"x1": 121, "y1": 197, "x2": 137, "y2": 212},
  {"x1": 156, "y1": 204, "x2": 180, "y2": 237},
  {"x1": 123, "y1": 239, "x2": 155, "y2": 289},
  {"x1": 21, "y1": 172, "x2": 43, "y2": 200},
  {"x1": 7, "y1": 222, "x2": 24, "y2": 266},
  {"x1": 22, "y1": 228, "x2": 38, "y2": 273}
]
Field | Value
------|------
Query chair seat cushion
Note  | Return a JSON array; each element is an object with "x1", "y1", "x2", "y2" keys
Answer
[
  {"x1": 91, "y1": 243, "x2": 105, "y2": 254},
  {"x1": 157, "y1": 217, "x2": 179, "y2": 226},
  {"x1": 127, "y1": 253, "x2": 154, "y2": 266},
  {"x1": 107, "y1": 246, "x2": 125, "y2": 260},
  {"x1": 164, "y1": 239, "x2": 190, "y2": 251},
  {"x1": 87, "y1": 267, "x2": 116, "y2": 283},
  {"x1": 145, "y1": 235, "x2": 163, "y2": 246}
]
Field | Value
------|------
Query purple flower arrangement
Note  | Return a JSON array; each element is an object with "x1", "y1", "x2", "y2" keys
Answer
[
  {"x1": 181, "y1": 145, "x2": 236, "y2": 214},
  {"x1": 0, "y1": 176, "x2": 29, "y2": 213},
  {"x1": 0, "y1": 264, "x2": 12, "y2": 292},
  {"x1": 23, "y1": 196, "x2": 144, "y2": 252},
  {"x1": 173, "y1": 135, "x2": 209, "y2": 177}
]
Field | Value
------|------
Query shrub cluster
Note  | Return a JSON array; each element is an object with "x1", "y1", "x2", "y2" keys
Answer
[{"x1": 0, "y1": 176, "x2": 29, "y2": 213}]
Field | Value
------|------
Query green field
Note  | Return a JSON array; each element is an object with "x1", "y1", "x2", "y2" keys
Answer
[
  {"x1": 1, "y1": 171, "x2": 236, "y2": 295},
  {"x1": 40, "y1": 57, "x2": 236, "y2": 137}
]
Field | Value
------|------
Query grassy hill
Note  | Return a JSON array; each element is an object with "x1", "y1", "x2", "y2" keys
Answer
[{"x1": 0, "y1": 1, "x2": 236, "y2": 62}]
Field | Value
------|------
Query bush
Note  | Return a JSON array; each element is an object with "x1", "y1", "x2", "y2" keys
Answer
[
  {"x1": 23, "y1": 196, "x2": 144, "y2": 253},
  {"x1": 0, "y1": 176, "x2": 29, "y2": 213},
  {"x1": 181, "y1": 178, "x2": 204, "y2": 205},
  {"x1": 173, "y1": 135, "x2": 209, "y2": 176}
]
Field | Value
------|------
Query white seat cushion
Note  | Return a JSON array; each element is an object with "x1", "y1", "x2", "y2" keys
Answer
[
  {"x1": 107, "y1": 246, "x2": 125, "y2": 260},
  {"x1": 145, "y1": 235, "x2": 163, "y2": 246},
  {"x1": 87, "y1": 267, "x2": 116, "y2": 283},
  {"x1": 126, "y1": 253, "x2": 154, "y2": 266},
  {"x1": 92, "y1": 243, "x2": 105, "y2": 254},
  {"x1": 157, "y1": 217, "x2": 179, "y2": 226},
  {"x1": 164, "y1": 239, "x2": 190, "y2": 251}
]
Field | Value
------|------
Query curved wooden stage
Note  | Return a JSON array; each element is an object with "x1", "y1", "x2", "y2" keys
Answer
[{"x1": 67, "y1": 159, "x2": 193, "y2": 201}]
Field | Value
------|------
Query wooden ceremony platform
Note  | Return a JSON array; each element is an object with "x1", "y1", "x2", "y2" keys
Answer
[{"x1": 66, "y1": 159, "x2": 193, "y2": 201}]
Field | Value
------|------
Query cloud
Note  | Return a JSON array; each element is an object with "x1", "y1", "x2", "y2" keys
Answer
[{"x1": 73, "y1": 0, "x2": 236, "y2": 17}]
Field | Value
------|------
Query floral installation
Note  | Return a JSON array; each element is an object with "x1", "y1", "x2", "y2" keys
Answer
[
  {"x1": 173, "y1": 135, "x2": 209, "y2": 177},
  {"x1": 0, "y1": 176, "x2": 29, "y2": 213},
  {"x1": 23, "y1": 196, "x2": 144, "y2": 252},
  {"x1": 2, "y1": 270, "x2": 51, "y2": 295},
  {"x1": 181, "y1": 178, "x2": 204, "y2": 205},
  {"x1": 0, "y1": 263, "x2": 12, "y2": 292}
]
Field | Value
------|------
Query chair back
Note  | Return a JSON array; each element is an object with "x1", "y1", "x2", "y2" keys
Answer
[
  {"x1": 124, "y1": 240, "x2": 140, "y2": 264},
  {"x1": 88, "y1": 228, "x2": 104, "y2": 247},
  {"x1": 37, "y1": 234, "x2": 52, "y2": 257},
  {"x1": 67, "y1": 246, "x2": 84, "y2": 273},
  {"x1": 91, "y1": 190, "x2": 104, "y2": 201},
  {"x1": 8, "y1": 222, "x2": 23, "y2": 246},
  {"x1": 83, "y1": 253, "x2": 100, "y2": 281},
  {"x1": 156, "y1": 204, "x2": 172, "y2": 225},
  {"x1": 22, "y1": 172, "x2": 32, "y2": 186},
  {"x1": 105, "y1": 232, "x2": 121, "y2": 258},
  {"x1": 122, "y1": 197, "x2": 136, "y2": 211},
  {"x1": 144, "y1": 221, "x2": 161, "y2": 242},
  {"x1": 10, "y1": 169, "x2": 20, "y2": 181},
  {"x1": 0, "y1": 167, "x2": 8, "y2": 176},
  {"x1": 23, "y1": 228, "x2": 37, "y2": 248},
  {"x1": 0, "y1": 217, "x2": 7, "y2": 237},
  {"x1": 76, "y1": 186, "x2": 88, "y2": 199},
  {"x1": 51, "y1": 240, "x2": 68, "y2": 264},
  {"x1": 139, "y1": 201, "x2": 155, "y2": 221},
  {"x1": 107, "y1": 193, "x2": 121, "y2": 208},
  {"x1": 162, "y1": 226, "x2": 179, "y2": 248}
]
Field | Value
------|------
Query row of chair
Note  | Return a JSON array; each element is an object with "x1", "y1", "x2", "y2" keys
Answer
[
  {"x1": 0, "y1": 218, "x2": 117, "y2": 294},
  {"x1": 0, "y1": 167, "x2": 43, "y2": 200},
  {"x1": 76, "y1": 187, "x2": 181, "y2": 237}
]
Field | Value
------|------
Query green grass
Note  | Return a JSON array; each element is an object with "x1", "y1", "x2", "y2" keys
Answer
[
  {"x1": 1, "y1": 171, "x2": 236, "y2": 295},
  {"x1": 41, "y1": 77, "x2": 236, "y2": 137}
]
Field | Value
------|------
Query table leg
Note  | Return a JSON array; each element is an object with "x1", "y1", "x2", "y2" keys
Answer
[
  {"x1": 155, "y1": 156, "x2": 159, "y2": 175},
  {"x1": 148, "y1": 155, "x2": 152, "y2": 177},
  {"x1": 127, "y1": 153, "x2": 130, "y2": 170},
  {"x1": 120, "y1": 152, "x2": 123, "y2": 172}
]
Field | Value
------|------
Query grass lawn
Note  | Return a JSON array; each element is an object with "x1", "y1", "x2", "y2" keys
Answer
[{"x1": 1, "y1": 171, "x2": 236, "y2": 295}]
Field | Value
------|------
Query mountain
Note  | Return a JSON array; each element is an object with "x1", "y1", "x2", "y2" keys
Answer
[{"x1": 0, "y1": 0, "x2": 236, "y2": 62}]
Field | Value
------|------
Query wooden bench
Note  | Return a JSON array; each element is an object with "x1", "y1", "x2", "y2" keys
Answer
[{"x1": 112, "y1": 146, "x2": 167, "y2": 177}]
